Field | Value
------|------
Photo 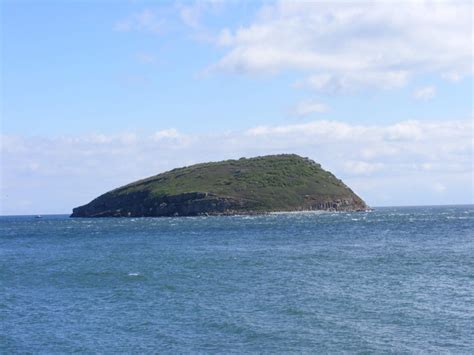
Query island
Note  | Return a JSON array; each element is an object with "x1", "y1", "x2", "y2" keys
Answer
[{"x1": 71, "y1": 154, "x2": 368, "y2": 217}]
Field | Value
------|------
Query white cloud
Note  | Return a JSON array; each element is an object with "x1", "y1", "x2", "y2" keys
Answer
[
  {"x1": 135, "y1": 52, "x2": 156, "y2": 64},
  {"x1": 1, "y1": 119, "x2": 472, "y2": 214},
  {"x1": 442, "y1": 72, "x2": 463, "y2": 83},
  {"x1": 432, "y1": 182, "x2": 447, "y2": 193},
  {"x1": 114, "y1": 2, "x2": 225, "y2": 39},
  {"x1": 114, "y1": 9, "x2": 164, "y2": 34},
  {"x1": 152, "y1": 128, "x2": 180, "y2": 141},
  {"x1": 211, "y1": 1, "x2": 473, "y2": 92},
  {"x1": 343, "y1": 161, "x2": 385, "y2": 176},
  {"x1": 293, "y1": 100, "x2": 328, "y2": 116},
  {"x1": 178, "y1": 3, "x2": 202, "y2": 28},
  {"x1": 178, "y1": 0, "x2": 224, "y2": 28},
  {"x1": 297, "y1": 71, "x2": 410, "y2": 93},
  {"x1": 243, "y1": 119, "x2": 466, "y2": 143},
  {"x1": 413, "y1": 85, "x2": 437, "y2": 100}
]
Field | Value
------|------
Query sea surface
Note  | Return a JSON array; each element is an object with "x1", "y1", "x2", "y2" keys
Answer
[{"x1": 1, "y1": 206, "x2": 473, "y2": 353}]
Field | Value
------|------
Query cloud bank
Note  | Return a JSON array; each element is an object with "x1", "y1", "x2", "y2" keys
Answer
[
  {"x1": 212, "y1": 1, "x2": 472, "y2": 92},
  {"x1": 1, "y1": 119, "x2": 472, "y2": 214}
]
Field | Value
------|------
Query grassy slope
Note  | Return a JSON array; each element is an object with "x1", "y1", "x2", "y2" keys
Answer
[{"x1": 107, "y1": 154, "x2": 360, "y2": 211}]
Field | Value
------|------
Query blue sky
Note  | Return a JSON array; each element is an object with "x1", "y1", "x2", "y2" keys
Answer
[{"x1": 1, "y1": 0, "x2": 473, "y2": 214}]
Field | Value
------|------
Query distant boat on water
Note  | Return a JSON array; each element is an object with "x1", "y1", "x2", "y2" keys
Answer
[{"x1": 35, "y1": 215, "x2": 42, "y2": 219}]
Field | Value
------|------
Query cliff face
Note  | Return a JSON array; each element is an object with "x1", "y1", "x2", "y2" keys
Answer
[{"x1": 71, "y1": 154, "x2": 368, "y2": 217}]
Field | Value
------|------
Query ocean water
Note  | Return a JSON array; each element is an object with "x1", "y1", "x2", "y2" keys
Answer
[{"x1": 1, "y1": 206, "x2": 473, "y2": 353}]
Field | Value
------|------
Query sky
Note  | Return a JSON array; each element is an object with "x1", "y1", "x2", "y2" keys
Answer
[{"x1": 1, "y1": 0, "x2": 473, "y2": 215}]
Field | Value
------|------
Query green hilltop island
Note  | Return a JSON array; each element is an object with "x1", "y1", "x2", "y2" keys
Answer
[{"x1": 71, "y1": 154, "x2": 369, "y2": 217}]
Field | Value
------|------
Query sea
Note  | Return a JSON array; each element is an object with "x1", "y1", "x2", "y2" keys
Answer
[{"x1": 1, "y1": 205, "x2": 473, "y2": 353}]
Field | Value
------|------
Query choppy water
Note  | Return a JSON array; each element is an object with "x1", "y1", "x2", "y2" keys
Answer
[{"x1": 1, "y1": 206, "x2": 473, "y2": 353}]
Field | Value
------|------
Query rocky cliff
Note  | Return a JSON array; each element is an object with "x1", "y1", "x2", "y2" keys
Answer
[{"x1": 71, "y1": 154, "x2": 368, "y2": 217}]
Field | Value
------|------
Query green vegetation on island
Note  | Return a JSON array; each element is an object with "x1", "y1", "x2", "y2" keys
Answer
[{"x1": 71, "y1": 154, "x2": 368, "y2": 217}]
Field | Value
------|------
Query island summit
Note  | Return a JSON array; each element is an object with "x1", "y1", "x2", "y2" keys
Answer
[{"x1": 71, "y1": 154, "x2": 368, "y2": 217}]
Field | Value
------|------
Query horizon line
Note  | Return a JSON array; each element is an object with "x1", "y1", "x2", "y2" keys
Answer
[{"x1": 1, "y1": 203, "x2": 473, "y2": 217}]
